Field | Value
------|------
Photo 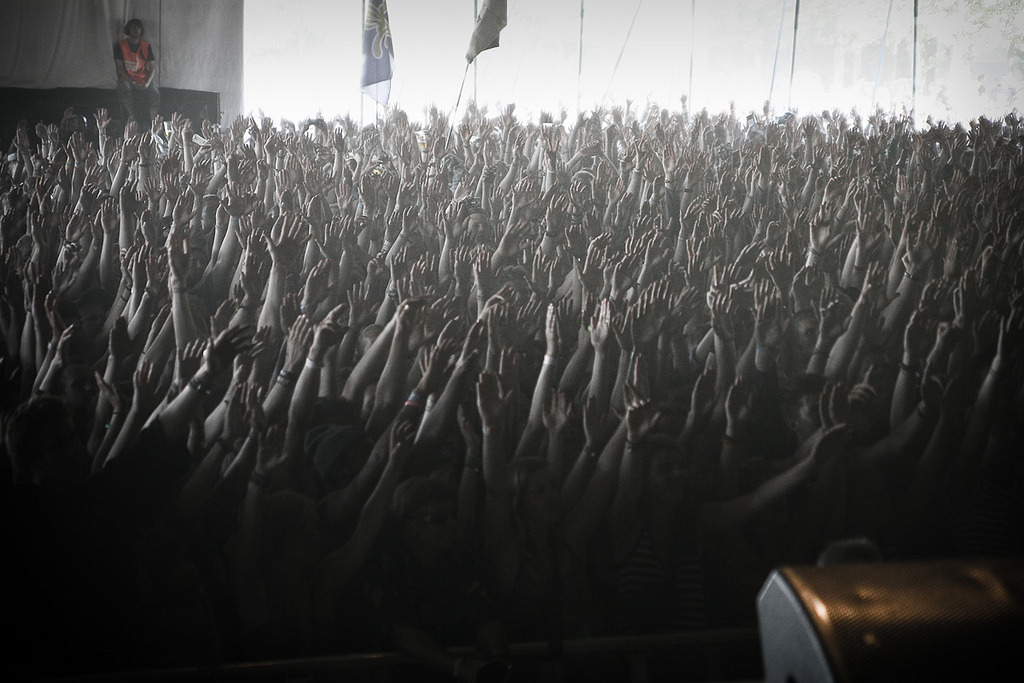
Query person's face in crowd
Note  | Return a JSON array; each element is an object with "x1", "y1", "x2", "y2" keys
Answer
[
  {"x1": 361, "y1": 384, "x2": 376, "y2": 422},
  {"x1": 77, "y1": 301, "x2": 106, "y2": 342},
  {"x1": 783, "y1": 392, "x2": 820, "y2": 444},
  {"x1": 792, "y1": 312, "x2": 818, "y2": 355},
  {"x1": 521, "y1": 468, "x2": 561, "y2": 526},
  {"x1": 60, "y1": 364, "x2": 99, "y2": 423},
  {"x1": 126, "y1": 23, "x2": 143, "y2": 47},
  {"x1": 466, "y1": 211, "x2": 491, "y2": 243},
  {"x1": 38, "y1": 412, "x2": 89, "y2": 487},
  {"x1": 846, "y1": 388, "x2": 886, "y2": 444},
  {"x1": 186, "y1": 241, "x2": 209, "y2": 287},
  {"x1": 359, "y1": 325, "x2": 383, "y2": 355},
  {"x1": 283, "y1": 499, "x2": 321, "y2": 566},
  {"x1": 256, "y1": 492, "x2": 322, "y2": 570},
  {"x1": 647, "y1": 445, "x2": 688, "y2": 505},
  {"x1": 404, "y1": 496, "x2": 458, "y2": 553}
]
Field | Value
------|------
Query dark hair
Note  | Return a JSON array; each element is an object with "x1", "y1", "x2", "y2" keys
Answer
[
  {"x1": 391, "y1": 476, "x2": 454, "y2": 521},
  {"x1": 124, "y1": 19, "x2": 144, "y2": 35},
  {"x1": 4, "y1": 396, "x2": 81, "y2": 484},
  {"x1": 782, "y1": 373, "x2": 827, "y2": 401},
  {"x1": 509, "y1": 457, "x2": 548, "y2": 518},
  {"x1": 256, "y1": 491, "x2": 318, "y2": 563}
]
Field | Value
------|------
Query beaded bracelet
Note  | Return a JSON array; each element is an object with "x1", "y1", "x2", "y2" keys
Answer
[
  {"x1": 899, "y1": 362, "x2": 921, "y2": 376},
  {"x1": 189, "y1": 377, "x2": 212, "y2": 395}
]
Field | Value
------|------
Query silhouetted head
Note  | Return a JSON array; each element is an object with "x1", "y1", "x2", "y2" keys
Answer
[
  {"x1": 510, "y1": 457, "x2": 561, "y2": 527},
  {"x1": 5, "y1": 396, "x2": 88, "y2": 487},
  {"x1": 124, "y1": 19, "x2": 144, "y2": 44},
  {"x1": 393, "y1": 476, "x2": 458, "y2": 553}
]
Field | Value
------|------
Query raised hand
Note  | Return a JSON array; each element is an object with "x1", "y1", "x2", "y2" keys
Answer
[
  {"x1": 476, "y1": 370, "x2": 509, "y2": 431},
  {"x1": 312, "y1": 303, "x2": 349, "y2": 351},
  {"x1": 456, "y1": 318, "x2": 487, "y2": 373},
  {"x1": 624, "y1": 381, "x2": 660, "y2": 445},
  {"x1": 724, "y1": 377, "x2": 753, "y2": 436},
  {"x1": 132, "y1": 359, "x2": 162, "y2": 416},
  {"x1": 265, "y1": 212, "x2": 309, "y2": 268},
  {"x1": 753, "y1": 279, "x2": 789, "y2": 350},
  {"x1": 809, "y1": 423, "x2": 852, "y2": 468},
  {"x1": 254, "y1": 423, "x2": 288, "y2": 481},
  {"x1": 284, "y1": 315, "x2": 314, "y2": 364},
  {"x1": 388, "y1": 417, "x2": 416, "y2": 469},
  {"x1": 541, "y1": 389, "x2": 572, "y2": 433},
  {"x1": 223, "y1": 382, "x2": 260, "y2": 444},
  {"x1": 417, "y1": 341, "x2": 453, "y2": 396},
  {"x1": 589, "y1": 298, "x2": 612, "y2": 349},
  {"x1": 707, "y1": 288, "x2": 735, "y2": 341},
  {"x1": 199, "y1": 325, "x2": 254, "y2": 379},
  {"x1": 300, "y1": 259, "x2": 331, "y2": 315}
]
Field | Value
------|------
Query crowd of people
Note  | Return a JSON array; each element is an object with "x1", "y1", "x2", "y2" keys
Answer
[{"x1": 1, "y1": 100, "x2": 1022, "y2": 679}]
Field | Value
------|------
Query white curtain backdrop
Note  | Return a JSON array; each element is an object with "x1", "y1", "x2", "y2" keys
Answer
[{"x1": 0, "y1": 0, "x2": 244, "y2": 120}]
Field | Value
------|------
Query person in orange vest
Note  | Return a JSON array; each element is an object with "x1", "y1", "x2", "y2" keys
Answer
[{"x1": 113, "y1": 19, "x2": 160, "y2": 122}]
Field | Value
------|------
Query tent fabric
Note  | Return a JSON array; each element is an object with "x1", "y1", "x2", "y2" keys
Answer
[{"x1": 0, "y1": 0, "x2": 243, "y2": 121}]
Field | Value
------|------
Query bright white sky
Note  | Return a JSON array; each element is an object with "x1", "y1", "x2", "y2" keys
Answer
[{"x1": 244, "y1": 0, "x2": 1024, "y2": 124}]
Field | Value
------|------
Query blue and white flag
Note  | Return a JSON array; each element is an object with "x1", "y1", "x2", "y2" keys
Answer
[{"x1": 361, "y1": 0, "x2": 394, "y2": 106}]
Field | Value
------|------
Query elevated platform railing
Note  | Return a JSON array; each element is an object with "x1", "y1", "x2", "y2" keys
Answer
[{"x1": 45, "y1": 627, "x2": 762, "y2": 682}]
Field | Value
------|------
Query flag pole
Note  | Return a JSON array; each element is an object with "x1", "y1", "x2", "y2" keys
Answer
[
  {"x1": 447, "y1": 62, "x2": 472, "y2": 147},
  {"x1": 601, "y1": 0, "x2": 644, "y2": 108},
  {"x1": 787, "y1": 0, "x2": 800, "y2": 111},
  {"x1": 473, "y1": 0, "x2": 479, "y2": 103},
  {"x1": 687, "y1": 0, "x2": 695, "y2": 110},
  {"x1": 768, "y1": 0, "x2": 789, "y2": 113},
  {"x1": 911, "y1": 0, "x2": 918, "y2": 125},
  {"x1": 360, "y1": 0, "x2": 366, "y2": 129},
  {"x1": 871, "y1": 0, "x2": 896, "y2": 113},
  {"x1": 577, "y1": 0, "x2": 584, "y2": 113}
]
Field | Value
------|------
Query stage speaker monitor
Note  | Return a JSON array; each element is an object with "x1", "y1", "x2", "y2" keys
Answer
[{"x1": 757, "y1": 559, "x2": 1024, "y2": 682}]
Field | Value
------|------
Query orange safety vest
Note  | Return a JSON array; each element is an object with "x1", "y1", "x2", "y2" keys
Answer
[{"x1": 118, "y1": 39, "x2": 151, "y2": 84}]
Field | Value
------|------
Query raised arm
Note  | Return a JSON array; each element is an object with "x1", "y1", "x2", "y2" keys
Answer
[{"x1": 314, "y1": 419, "x2": 415, "y2": 618}]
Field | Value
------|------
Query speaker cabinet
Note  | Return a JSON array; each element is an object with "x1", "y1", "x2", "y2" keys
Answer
[{"x1": 757, "y1": 559, "x2": 1024, "y2": 682}]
